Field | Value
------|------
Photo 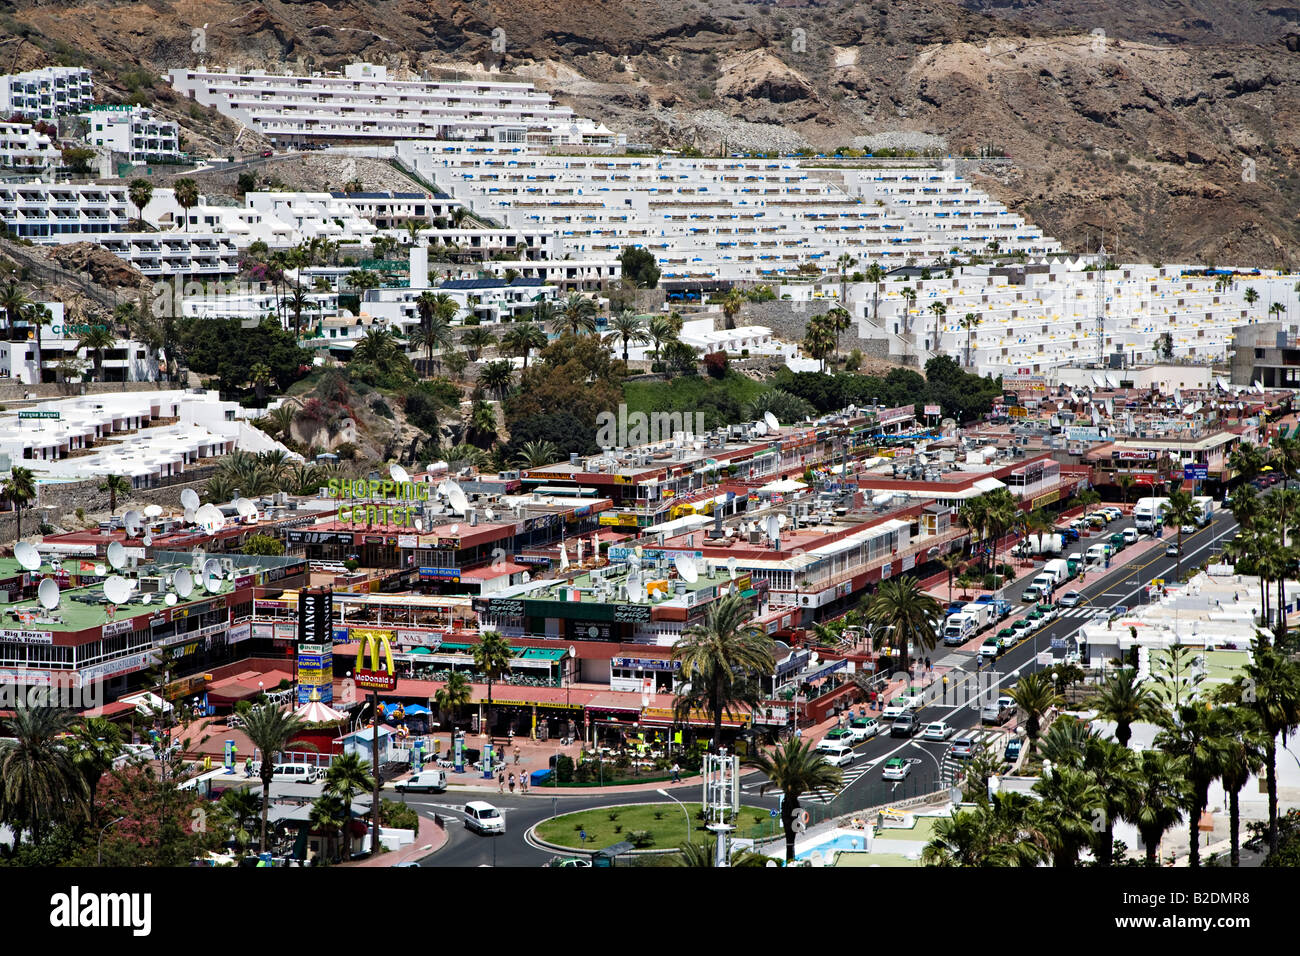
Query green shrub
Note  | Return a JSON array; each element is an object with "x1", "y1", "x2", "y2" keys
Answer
[
  {"x1": 628, "y1": 830, "x2": 654, "y2": 848},
  {"x1": 982, "y1": 574, "x2": 996, "y2": 590}
]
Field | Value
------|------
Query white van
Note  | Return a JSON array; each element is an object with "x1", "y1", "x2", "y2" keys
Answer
[
  {"x1": 394, "y1": 769, "x2": 447, "y2": 793},
  {"x1": 815, "y1": 740, "x2": 856, "y2": 766},
  {"x1": 464, "y1": 801, "x2": 506, "y2": 834},
  {"x1": 1085, "y1": 543, "x2": 1108, "y2": 566},
  {"x1": 272, "y1": 763, "x2": 320, "y2": 783}
]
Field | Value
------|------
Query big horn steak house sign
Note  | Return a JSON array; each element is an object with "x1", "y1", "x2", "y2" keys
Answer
[{"x1": 328, "y1": 477, "x2": 431, "y2": 527}]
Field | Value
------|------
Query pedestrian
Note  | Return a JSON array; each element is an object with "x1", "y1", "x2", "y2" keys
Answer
[
  {"x1": 513, "y1": 747, "x2": 521, "y2": 765},
  {"x1": 671, "y1": 762, "x2": 681, "y2": 783},
  {"x1": 925, "y1": 657, "x2": 932, "y2": 673},
  {"x1": 498, "y1": 770, "x2": 505, "y2": 793},
  {"x1": 245, "y1": 756, "x2": 253, "y2": 778},
  {"x1": 521, "y1": 771, "x2": 529, "y2": 793},
  {"x1": 508, "y1": 773, "x2": 516, "y2": 793}
]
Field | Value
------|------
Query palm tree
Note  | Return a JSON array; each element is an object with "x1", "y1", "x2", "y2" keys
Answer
[
  {"x1": 1082, "y1": 736, "x2": 1141, "y2": 866},
  {"x1": 127, "y1": 178, "x2": 153, "y2": 228},
  {"x1": 1232, "y1": 639, "x2": 1300, "y2": 852},
  {"x1": 1228, "y1": 441, "x2": 1266, "y2": 485},
  {"x1": 4, "y1": 466, "x2": 37, "y2": 540},
  {"x1": 286, "y1": 284, "x2": 312, "y2": 339},
  {"x1": 0, "y1": 278, "x2": 31, "y2": 339},
  {"x1": 1086, "y1": 667, "x2": 1160, "y2": 748},
  {"x1": 861, "y1": 576, "x2": 940, "y2": 675},
  {"x1": 938, "y1": 552, "x2": 963, "y2": 604},
  {"x1": 645, "y1": 315, "x2": 676, "y2": 360},
  {"x1": 959, "y1": 496, "x2": 989, "y2": 570},
  {"x1": 470, "y1": 631, "x2": 514, "y2": 735},
  {"x1": 1162, "y1": 489, "x2": 1201, "y2": 581},
  {"x1": 1244, "y1": 286, "x2": 1259, "y2": 316},
  {"x1": 672, "y1": 840, "x2": 770, "y2": 867},
  {"x1": 836, "y1": 252, "x2": 857, "y2": 304},
  {"x1": 981, "y1": 488, "x2": 1018, "y2": 571},
  {"x1": 1215, "y1": 705, "x2": 1267, "y2": 866},
  {"x1": 477, "y1": 359, "x2": 513, "y2": 400},
  {"x1": 323, "y1": 751, "x2": 374, "y2": 862},
  {"x1": 0, "y1": 707, "x2": 86, "y2": 847},
  {"x1": 825, "y1": 305, "x2": 851, "y2": 361},
  {"x1": 98, "y1": 474, "x2": 131, "y2": 514},
  {"x1": 744, "y1": 738, "x2": 841, "y2": 863},
  {"x1": 346, "y1": 269, "x2": 381, "y2": 293},
  {"x1": 960, "y1": 312, "x2": 980, "y2": 367},
  {"x1": 1155, "y1": 703, "x2": 1230, "y2": 867},
  {"x1": 1270, "y1": 302, "x2": 1286, "y2": 321},
  {"x1": 69, "y1": 716, "x2": 123, "y2": 827},
  {"x1": 900, "y1": 285, "x2": 918, "y2": 334},
  {"x1": 242, "y1": 704, "x2": 307, "y2": 853},
  {"x1": 352, "y1": 327, "x2": 400, "y2": 365},
  {"x1": 1036, "y1": 716, "x2": 1098, "y2": 768},
  {"x1": 515, "y1": 440, "x2": 560, "y2": 469},
  {"x1": 464, "y1": 399, "x2": 499, "y2": 446},
  {"x1": 249, "y1": 362, "x2": 273, "y2": 404},
  {"x1": 173, "y1": 178, "x2": 199, "y2": 232},
  {"x1": 307, "y1": 794, "x2": 348, "y2": 864},
  {"x1": 672, "y1": 592, "x2": 775, "y2": 750},
  {"x1": 802, "y1": 314, "x2": 836, "y2": 372},
  {"x1": 1031, "y1": 765, "x2": 1102, "y2": 867},
  {"x1": 922, "y1": 791, "x2": 1046, "y2": 867},
  {"x1": 433, "y1": 671, "x2": 473, "y2": 747},
  {"x1": 1008, "y1": 672, "x2": 1062, "y2": 751},
  {"x1": 403, "y1": 218, "x2": 427, "y2": 246},
  {"x1": 605, "y1": 309, "x2": 647, "y2": 363},
  {"x1": 1128, "y1": 750, "x2": 1189, "y2": 865},
  {"x1": 720, "y1": 288, "x2": 745, "y2": 331},
  {"x1": 78, "y1": 325, "x2": 116, "y2": 382},
  {"x1": 22, "y1": 302, "x2": 53, "y2": 379},
  {"x1": 864, "y1": 261, "x2": 886, "y2": 323},
  {"x1": 218, "y1": 787, "x2": 262, "y2": 858},
  {"x1": 1114, "y1": 473, "x2": 1135, "y2": 507},
  {"x1": 928, "y1": 301, "x2": 947, "y2": 354},
  {"x1": 555, "y1": 292, "x2": 597, "y2": 336},
  {"x1": 461, "y1": 326, "x2": 498, "y2": 362},
  {"x1": 500, "y1": 321, "x2": 547, "y2": 371}
]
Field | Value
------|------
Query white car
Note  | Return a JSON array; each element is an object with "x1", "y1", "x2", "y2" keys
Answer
[
  {"x1": 1102, "y1": 507, "x2": 1122, "y2": 521},
  {"x1": 814, "y1": 740, "x2": 856, "y2": 767},
  {"x1": 921, "y1": 721, "x2": 955, "y2": 741},
  {"x1": 882, "y1": 757, "x2": 912, "y2": 781},
  {"x1": 464, "y1": 801, "x2": 505, "y2": 835},
  {"x1": 846, "y1": 716, "x2": 880, "y2": 742}
]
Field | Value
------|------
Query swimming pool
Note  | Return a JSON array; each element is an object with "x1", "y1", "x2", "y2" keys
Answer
[{"x1": 795, "y1": 832, "x2": 869, "y2": 861}]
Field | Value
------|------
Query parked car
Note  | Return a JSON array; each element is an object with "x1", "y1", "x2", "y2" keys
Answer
[
  {"x1": 1059, "y1": 591, "x2": 1084, "y2": 607},
  {"x1": 890, "y1": 713, "x2": 918, "y2": 738},
  {"x1": 1122, "y1": 528, "x2": 1139, "y2": 544},
  {"x1": 464, "y1": 801, "x2": 505, "y2": 834},
  {"x1": 1004, "y1": 738, "x2": 1024, "y2": 763},
  {"x1": 882, "y1": 757, "x2": 911, "y2": 780},
  {"x1": 1034, "y1": 603, "x2": 1059, "y2": 623},
  {"x1": 1102, "y1": 507, "x2": 1122, "y2": 521},
  {"x1": 1011, "y1": 616, "x2": 1035, "y2": 635},
  {"x1": 980, "y1": 636, "x2": 1000, "y2": 659},
  {"x1": 1020, "y1": 584, "x2": 1042, "y2": 603},
  {"x1": 847, "y1": 716, "x2": 880, "y2": 742},
  {"x1": 394, "y1": 769, "x2": 447, "y2": 793},
  {"x1": 260, "y1": 149, "x2": 274, "y2": 157},
  {"x1": 921, "y1": 721, "x2": 955, "y2": 741},
  {"x1": 821, "y1": 727, "x2": 855, "y2": 746}
]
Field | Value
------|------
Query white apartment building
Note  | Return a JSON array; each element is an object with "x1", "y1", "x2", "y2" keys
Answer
[
  {"x1": 95, "y1": 232, "x2": 239, "y2": 277},
  {"x1": 0, "y1": 121, "x2": 61, "y2": 170},
  {"x1": 330, "y1": 190, "x2": 459, "y2": 228},
  {"x1": 396, "y1": 141, "x2": 1062, "y2": 283},
  {"x1": 81, "y1": 105, "x2": 182, "y2": 164},
  {"x1": 360, "y1": 274, "x2": 560, "y2": 332},
  {"x1": 839, "y1": 263, "x2": 1300, "y2": 377},
  {"x1": 168, "y1": 63, "x2": 620, "y2": 148},
  {"x1": 0, "y1": 179, "x2": 130, "y2": 240},
  {"x1": 0, "y1": 67, "x2": 94, "y2": 121},
  {"x1": 242, "y1": 191, "x2": 377, "y2": 243},
  {"x1": 0, "y1": 303, "x2": 158, "y2": 385}
]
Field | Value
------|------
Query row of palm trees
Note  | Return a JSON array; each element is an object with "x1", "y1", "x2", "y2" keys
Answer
[
  {"x1": 958, "y1": 486, "x2": 1024, "y2": 573},
  {"x1": 203, "y1": 449, "x2": 337, "y2": 503},
  {"x1": 1225, "y1": 435, "x2": 1300, "y2": 632}
]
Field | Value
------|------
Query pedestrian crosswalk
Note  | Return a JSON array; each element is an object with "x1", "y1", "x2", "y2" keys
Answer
[
  {"x1": 804, "y1": 765, "x2": 870, "y2": 804},
  {"x1": 1058, "y1": 606, "x2": 1104, "y2": 619}
]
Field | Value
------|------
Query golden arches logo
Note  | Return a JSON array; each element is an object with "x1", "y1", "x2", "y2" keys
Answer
[{"x1": 353, "y1": 629, "x2": 395, "y2": 688}]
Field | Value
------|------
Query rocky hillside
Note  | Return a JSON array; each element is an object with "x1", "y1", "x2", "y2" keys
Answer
[{"x1": 2, "y1": 0, "x2": 1299, "y2": 264}]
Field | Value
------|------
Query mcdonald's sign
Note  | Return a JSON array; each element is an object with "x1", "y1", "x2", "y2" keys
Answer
[{"x1": 353, "y1": 629, "x2": 397, "y2": 691}]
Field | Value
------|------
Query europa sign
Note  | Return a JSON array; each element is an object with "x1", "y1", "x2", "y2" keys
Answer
[{"x1": 327, "y1": 477, "x2": 431, "y2": 528}]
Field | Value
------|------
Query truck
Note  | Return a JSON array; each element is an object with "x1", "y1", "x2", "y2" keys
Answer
[
  {"x1": 1040, "y1": 558, "x2": 1071, "y2": 586},
  {"x1": 1133, "y1": 496, "x2": 1170, "y2": 533},
  {"x1": 1186, "y1": 495, "x2": 1214, "y2": 531},
  {"x1": 942, "y1": 613, "x2": 978, "y2": 646},
  {"x1": 1013, "y1": 533, "x2": 1064, "y2": 557},
  {"x1": 961, "y1": 602, "x2": 994, "y2": 631}
]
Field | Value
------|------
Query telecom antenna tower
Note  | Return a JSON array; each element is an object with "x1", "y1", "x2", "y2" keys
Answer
[
  {"x1": 1095, "y1": 245, "x2": 1107, "y2": 365},
  {"x1": 702, "y1": 750, "x2": 740, "y2": 867}
]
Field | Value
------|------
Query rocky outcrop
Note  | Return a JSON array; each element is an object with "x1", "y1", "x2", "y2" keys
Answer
[{"x1": 46, "y1": 243, "x2": 145, "y2": 289}]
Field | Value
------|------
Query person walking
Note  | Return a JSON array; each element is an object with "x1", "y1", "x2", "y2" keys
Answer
[
  {"x1": 671, "y1": 762, "x2": 681, "y2": 783},
  {"x1": 498, "y1": 770, "x2": 505, "y2": 793},
  {"x1": 508, "y1": 772, "x2": 516, "y2": 794},
  {"x1": 245, "y1": 756, "x2": 253, "y2": 778}
]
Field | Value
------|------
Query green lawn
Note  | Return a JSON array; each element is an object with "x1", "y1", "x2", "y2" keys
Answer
[
  {"x1": 1201, "y1": 650, "x2": 1248, "y2": 684},
  {"x1": 873, "y1": 816, "x2": 941, "y2": 843},
  {"x1": 622, "y1": 372, "x2": 771, "y2": 425},
  {"x1": 536, "y1": 803, "x2": 767, "y2": 852},
  {"x1": 833, "y1": 852, "x2": 921, "y2": 867}
]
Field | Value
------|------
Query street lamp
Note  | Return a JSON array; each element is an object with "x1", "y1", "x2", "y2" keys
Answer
[
  {"x1": 97, "y1": 815, "x2": 126, "y2": 866},
  {"x1": 656, "y1": 788, "x2": 692, "y2": 846}
]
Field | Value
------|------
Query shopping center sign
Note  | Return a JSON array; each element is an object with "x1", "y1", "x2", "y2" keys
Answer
[{"x1": 328, "y1": 477, "x2": 431, "y2": 528}]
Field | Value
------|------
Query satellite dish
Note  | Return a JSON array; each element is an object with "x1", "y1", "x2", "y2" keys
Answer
[
  {"x1": 184, "y1": 507, "x2": 196, "y2": 524},
  {"x1": 103, "y1": 576, "x2": 133, "y2": 604},
  {"x1": 522, "y1": 571, "x2": 531, "y2": 584},
  {"x1": 389, "y1": 463, "x2": 410, "y2": 484},
  {"x1": 777, "y1": 514, "x2": 788, "y2": 529},
  {"x1": 201, "y1": 559, "x2": 222, "y2": 592},
  {"x1": 674, "y1": 554, "x2": 699, "y2": 583},
  {"x1": 754, "y1": 420, "x2": 768, "y2": 437},
  {"x1": 448, "y1": 489, "x2": 470, "y2": 516},
  {"x1": 142, "y1": 592, "x2": 153, "y2": 605},
  {"x1": 234, "y1": 497, "x2": 256, "y2": 519},
  {"x1": 174, "y1": 568, "x2": 194, "y2": 599},
  {"x1": 447, "y1": 524, "x2": 459, "y2": 536},
  {"x1": 165, "y1": 593, "x2": 178, "y2": 607},
  {"x1": 485, "y1": 508, "x2": 496, "y2": 522},
  {"x1": 765, "y1": 515, "x2": 780, "y2": 539},
  {"x1": 142, "y1": 535, "x2": 153, "y2": 548},
  {"x1": 94, "y1": 564, "x2": 106, "y2": 577},
  {"x1": 763, "y1": 411, "x2": 780, "y2": 431},
  {"x1": 14, "y1": 541, "x2": 40, "y2": 571},
  {"x1": 123, "y1": 510, "x2": 142, "y2": 537},
  {"x1": 37, "y1": 578, "x2": 59, "y2": 611},
  {"x1": 727, "y1": 556, "x2": 738, "y2": 580},
  {"x1": 144, "y1": 504, "x2": 163, "y2": 519},
  {"x1": 181, "y1": 488, "x2": 200, "y2": 511},
  {"x1": 107, "y1": 541, "x2": 126, "y2": 570},
  {"x1": 50, "y1": 557, "x2": 61, "y2": 572},
  {"x1": 413, "y1": 516, "x2": 424, "y2": 532}
]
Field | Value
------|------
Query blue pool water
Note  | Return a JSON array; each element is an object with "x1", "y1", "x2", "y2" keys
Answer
[{"x1": 796, "y1": 833, "x2": 868, "y2": 861}]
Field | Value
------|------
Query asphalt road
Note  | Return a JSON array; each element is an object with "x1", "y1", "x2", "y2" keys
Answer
[{"x1": 412, "y1": 506, "x2": 1240, "y2": 867}]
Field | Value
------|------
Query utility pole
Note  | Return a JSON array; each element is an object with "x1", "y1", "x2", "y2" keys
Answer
[{"x1": 371, "y1": 690, "x2": 381, "y2": 853}]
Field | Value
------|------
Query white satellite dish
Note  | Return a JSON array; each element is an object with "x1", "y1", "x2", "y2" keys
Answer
[
  {"x1": 448, "y1": 489, "x2": 470, "y2": 516},
  {"x1": 107, "y1": 541, "x2": 126, "y2": 570},
  {"x1": 142, "y1": 535, "x2": 153, "y2": 548},
  {"x1": 674, "y1": 553, "x2": 699, "y2": 583},
  {"x1": 165, "y1": 593, "x2": 177, "y2": 607},
  {"x1": 522, "y1": 571, "x2": 531, "y2": 584},
  {"x1": 37, "y1": 578, "x2": 59, "y2": 611},
  {"x1": 123, "y1": 510, "x2": 142, "y2": 537},
  {"x1": 201, "y1": 559, "x2": 222, "y2": 592},
  {"x1": 14, "y1": 541, "x2": 40, "y2": 572},
  {"x1": 763, "y1": 411, "x2": 780, "y2": 431},
  {"x1": 765, "y1": 515, "x2": 780, "y2": 539},
  {"x1": 144, "y1": 504, "x2": 163, "y2": 519},
  {"x1": 447, "y1": 524, "x2": 459, "y2": 537},
  {"x1": 727, "y1": 556, "x2": 738, "y2": 580},
  {"x1": 777, "y1": 514, "x2": 788, "y2": 529},
  {"x1": 234, "y1": 497, "x2": 256, "y2": 519},
  {"x1": 50, "y1": 557, "x2": 61, "y2": 572},
  {"x1": 103, "y1": 576, "x2": 132, "y2": 604},
  {"x1": 754, "y1": 420, "x2": 768, "y2": 437},
  {"x1": 174, "y1": 568, "x2": 194, "y2": 599},
  {"x1": 142, "y1": 592, "x2": 153, "y2": 605},
  {"x1": 181, "y1": 488, "x2": 201, "y2": 511},
  {"x1": 184, "y1": 507, "x2": 196, "y2": 524},
  {"x1": 389, "y1": 463, "x2": 411, "y2": 484},
  {"x1": 485, "y1": 509, "x2": 496, "y2": 522},
  {"x1": 94, "y1": 563, "x2": 106, "y2": 577},
  {"x1": 724, "y1": 527, "x2": 735, "y2": 538},
  {"x1": 413, "y1": 516, "x2": 424, "y2": 532}
]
